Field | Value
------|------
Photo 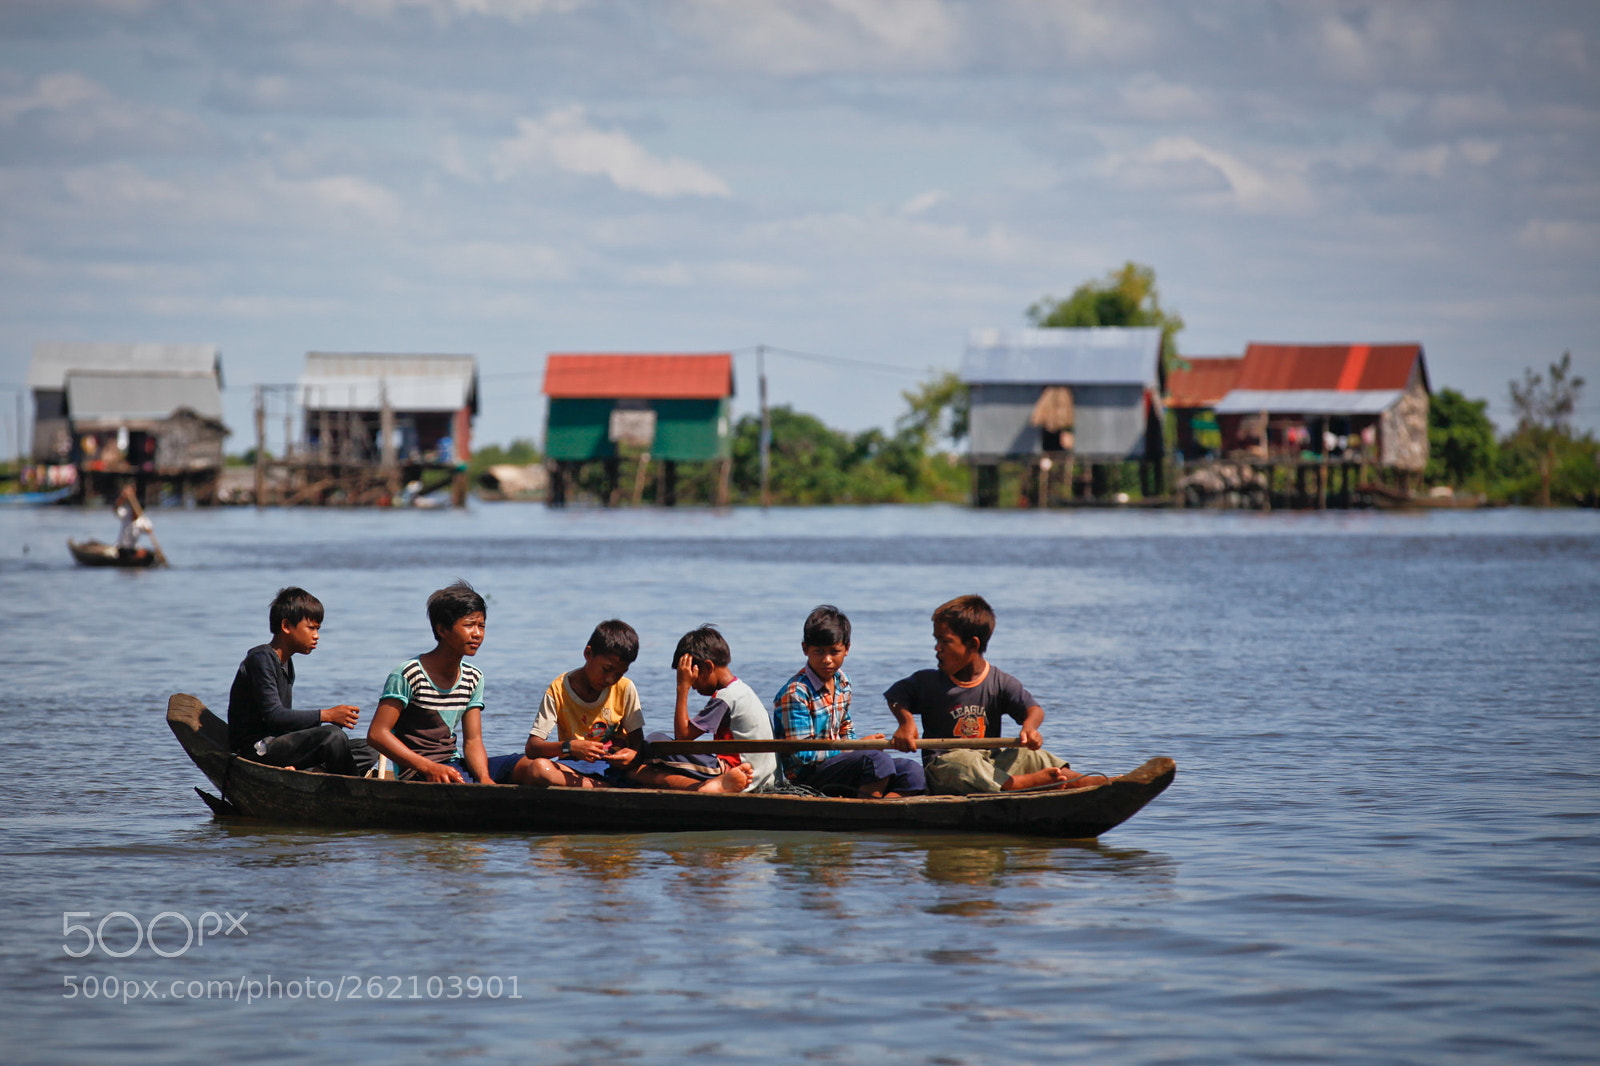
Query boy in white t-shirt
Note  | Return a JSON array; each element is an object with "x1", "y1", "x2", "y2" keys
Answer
[{"x1": 630, "y1": 624, "x2": 774, "y2": 793}]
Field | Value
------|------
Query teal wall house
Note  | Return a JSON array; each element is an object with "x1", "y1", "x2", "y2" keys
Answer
[{"x1": 541, "y1": 352, "x2": 735, "y2": 505}]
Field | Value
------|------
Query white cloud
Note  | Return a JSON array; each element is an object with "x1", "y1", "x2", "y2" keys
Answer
[
  {"x1": 901, "y1": 190, "x2": 946, "y2": 215},
  {"x1": 0, "y1": 71, "x2": 217, "y2": 161},
  {"x1": 1517, "y1": 218, "x2": 1600, "y2": 255},
  {"x1": 491, "y1": 106, "x2": 731, "y2": 198},
  {"x1": 679, "y1": 0, "x2": 963, "y2": 75},
  {"x1": 1100, "y1": 136, "x2": 1313, "y2": 213},
  {"x1": 1117, "y1": 73, "x2": 1212, "y2": 122}
]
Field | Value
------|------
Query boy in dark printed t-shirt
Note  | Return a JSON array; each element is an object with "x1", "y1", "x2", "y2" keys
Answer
[{"x1": 886, "y1": 595, "x2": 1111, "y2": 795}]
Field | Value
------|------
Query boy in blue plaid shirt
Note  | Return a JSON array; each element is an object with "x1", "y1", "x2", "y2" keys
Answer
[{"x1": 771, "y1": 605, "x2": 924, "y2": 798}]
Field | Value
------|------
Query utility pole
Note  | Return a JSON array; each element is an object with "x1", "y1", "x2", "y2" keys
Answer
[
  {"x1": 253, "y1": 385, "x2": 266, "y2": 508},
  {"x1": 758, "y1": 344, "x2": 770, "y2": 509}
]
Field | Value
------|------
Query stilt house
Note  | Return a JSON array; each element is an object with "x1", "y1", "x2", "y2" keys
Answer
[
  {"x1": 541, "y1": 352, "x2": 734, "y2": 506},
  {"x1": 1213, "y1": 343, "x2": 1430, "y2": 471},
  {"x1": 960, "y1": 327, "x2": 1166, "y2": 504},
  {"x1": 299, "y1": 353, "x2": 478, "y2": 464},
  {"x1": 26, "y1": 342, "x2": 227, "y2": 501}
]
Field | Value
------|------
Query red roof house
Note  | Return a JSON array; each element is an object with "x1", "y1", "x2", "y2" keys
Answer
[{"x1": 1213, "y1": 343, "x2": 1430, "y2": 470}]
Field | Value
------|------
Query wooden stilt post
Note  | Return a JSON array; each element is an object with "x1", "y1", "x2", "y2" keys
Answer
[{"x1": 632, "y1": 454, "x2": 651, "y2": 506}]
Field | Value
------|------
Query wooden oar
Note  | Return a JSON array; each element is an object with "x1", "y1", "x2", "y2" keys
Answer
[
  {"x1": 122, "y1": 490, "x2": 169, "y2": 567},
  {"x1": 644, "y1": 737, "x2": 1022, "y2": 756}
]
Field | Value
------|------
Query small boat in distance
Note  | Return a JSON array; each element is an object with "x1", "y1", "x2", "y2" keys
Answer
[
  {"x1": 0, "y1": 486, "x2": 72, "y2": 506},
  {"x1": 168, "y1": 694, "x2": 1177, "y2": 839},
  {"x1": 67, "y1": 538, "x2": 161, "y2": 568}
]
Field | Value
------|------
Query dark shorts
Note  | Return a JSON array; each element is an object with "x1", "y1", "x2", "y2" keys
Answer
[
  {"x1": 555, "y1": 757, "x2": 631, "y2": 787},
  {"x1": 401, "y1": 753, "x2": 522, "y2": 784},
  {"x1": 792, "y1": 750, "x2": 926, "y2": 796},
  {"x1": 638, "y1": 730, "x2": 724, "y2": 781}
]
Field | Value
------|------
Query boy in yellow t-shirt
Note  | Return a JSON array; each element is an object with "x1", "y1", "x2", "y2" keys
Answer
[{"x1": 513, "y1": 619, "x2": 647, "y2": 788}]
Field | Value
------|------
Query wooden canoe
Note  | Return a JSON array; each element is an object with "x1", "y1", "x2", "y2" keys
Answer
[
  {"x1": 167, "y1": 694, "x2": 1176, "y2": 839},
  {"x1": 68, "y1": 538, "x2": 160, "y2": 567}
]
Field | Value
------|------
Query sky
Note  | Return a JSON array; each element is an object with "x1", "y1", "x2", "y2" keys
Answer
[{"x1": 1, "y1": 0, "x2": 1597, "y2": 458}]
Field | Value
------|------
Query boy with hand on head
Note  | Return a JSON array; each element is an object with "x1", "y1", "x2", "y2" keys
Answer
[
  {"x1": 631, "y1": 625, "x2": 775, "y2": 793},
  {"x1": 886, "y1": 594, "x2": 1108, "y2": 795},
  {"x1": 227, "y1": 586, "x2": 377, "y2": 777},
  {"x1": 773, "y1": 605, "x2": 924, "y2": 798},
  {"x1": 367, "y1": 580, "x2": 522, "y2": 784},
  {"x1": 513, "y1": 619, "x2": 647, "y2": 789}
]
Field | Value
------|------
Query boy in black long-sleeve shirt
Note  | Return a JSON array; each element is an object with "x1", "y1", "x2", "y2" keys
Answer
[{"x1": 227, "y1": 587, "x2": 376, "y2": 777}]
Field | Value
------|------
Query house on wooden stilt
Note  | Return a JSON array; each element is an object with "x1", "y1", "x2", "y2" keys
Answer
[
  {"x1": 960, "y1": 327, "x2": 1167, "y2": 506},
  {"x1": 542, "y1": 353, "x2": 734, "y2": 507}
]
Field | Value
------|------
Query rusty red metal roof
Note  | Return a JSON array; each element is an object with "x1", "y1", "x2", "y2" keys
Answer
[
  {"x1": 1236, "y1": 344, "x2": 1426, "y2": 392},
  {"x1": 1167, "y1": 357, "x2": 1243, "y2": 408},
  {"x1": 543, "y1": 353, "x2": 734, "y2": 399}
]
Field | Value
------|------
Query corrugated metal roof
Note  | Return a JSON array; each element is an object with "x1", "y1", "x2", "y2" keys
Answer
[
  {"x1": 65, "y1": 371, "x2": 224, "y2": 421},
  {"x1": 1235, "y1": 343, "x2": 1425, "y2": 392},
  {"x1": 300, "y1": 353, "x2": 478, "y2": 413},
  {"x1": 1167, "y1": 357, "x2": 1243, "y2": 408},
  {"x1": 29, "y1": 342, "x2": 221, "y2": 389},
  {"x1": 960, "y1": 328, "x2": 1162, "y2": 386},
  {"x1": 1214, "y1": 389, "x2": 1404, "y2": 416},
  {"x1": 543, "y1": 353, "x2": 734, "y2": 399}
]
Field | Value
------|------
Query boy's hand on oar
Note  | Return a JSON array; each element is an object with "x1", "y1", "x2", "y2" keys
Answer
[
  {"x1": 1018, "y1": 727, "x2": 1043, "y2": 750},
  {"x1": 891, "y1": 723, "x2": 918, "y2": 752}
]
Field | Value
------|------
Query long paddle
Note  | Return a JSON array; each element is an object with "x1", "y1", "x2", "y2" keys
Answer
[
  {"x1": 644, "y1": 737, "x2": 1022, "y2": 756},
  {"x1": 122, "y1": 489, "x2": 169, "y2": 567}
]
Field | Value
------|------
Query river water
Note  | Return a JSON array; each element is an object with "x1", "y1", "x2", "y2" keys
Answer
[{"x1": 0, "y1": 503, "x2": 1595, "y2": 1065}]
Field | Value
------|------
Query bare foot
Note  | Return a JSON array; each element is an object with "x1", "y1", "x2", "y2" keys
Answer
[
  {"x1": 697, "y1": 762, "x2": 752, "y2": 793},
  {"x1": 1003, "y1": 768, "x2": 1116, "y2": 791}
]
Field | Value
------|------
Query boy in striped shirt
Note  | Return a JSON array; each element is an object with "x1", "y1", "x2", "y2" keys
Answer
[{"x1": 367, "y1": 580, "x2": 522, "y2": 784}]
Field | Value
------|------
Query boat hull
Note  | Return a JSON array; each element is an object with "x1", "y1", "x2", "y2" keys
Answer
[
  {"x1": 167, "y1": 694, "x2": 1175, "y2": 839},
  {"x1": 68, "y1": 539, "x2": 159, "y2": 567}
]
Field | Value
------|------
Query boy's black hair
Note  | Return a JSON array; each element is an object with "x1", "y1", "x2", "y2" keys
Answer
[
  {"x1": 802, "y1": 604, "x2": 851, "y2": 649},
  {"x1": 672, "y1": 624, "x2": 731, "y2": 669},
  {"x1": 270, "y1": 587, "x2": 324, "y2": 633},
  {"x1": 932, "y1": 594, "x2": 995, "y2": 653},
  {"x1": 587, "y1": 619, "x2": 639, "y2": 664},
  {"x1": 427, "y1": 580, "x2": 486, "y2": 640}
]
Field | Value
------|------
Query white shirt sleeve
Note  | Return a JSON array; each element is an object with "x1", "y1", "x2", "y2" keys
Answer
[{"x1": 528, "y1": 684, "x2": 560, "y2": 739}]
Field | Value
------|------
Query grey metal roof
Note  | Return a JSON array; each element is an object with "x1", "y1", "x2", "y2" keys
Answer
[
  {"x1": 1213, "y1": 389, "x2": 1403, "y2": 416},
  {"x1": 29, "y1": 342, "x2": 221, "y2": 389},
  {"x1": 65, "y1": 371, "x2": 224, "y2": 422},
  {"x1": 961, "y1": 327, "x2": 1162, "y2": 387},
  {"x1": 301, "y1": 352, "x2": 478, "y2": 413}
]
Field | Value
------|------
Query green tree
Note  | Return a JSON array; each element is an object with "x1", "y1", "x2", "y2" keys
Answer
[
  {"x1": 897, "y1": 370, "x2": 969, "y2": 451},
  {"x1": 1508, "y1": 352, "x2": 1586, "y2": 506},
  {"x1": 1426, "y1": 388, "x2": 1498, "y2": 489},
  {"x1": 1027, "y1": 261, "x2": 1185, "y2": 366}
]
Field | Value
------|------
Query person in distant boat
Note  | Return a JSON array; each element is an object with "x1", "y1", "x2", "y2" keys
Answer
[
  {"x1": 512, "y1": 619, "x2": 650, "y2": 788},
  {"x1": 628, "y1": 625, "x2": 773, "y2": 793},
  {"x1": 886, "y1": 594, "x2": 1109, "y2": 795},
  {"x1": 772, "y1": 604, "x2": 924, "y2": 798},
  {"x1": 113, "y1": 486, "x2": 153, "y2": 560},
  {"x1": 227, "y1": 586, "x2": 378, "y2": 777},
  {"x1": 367, "y1": 580, "x2": 522, "y2": 784}
]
